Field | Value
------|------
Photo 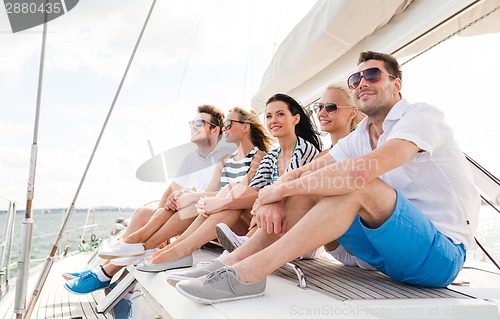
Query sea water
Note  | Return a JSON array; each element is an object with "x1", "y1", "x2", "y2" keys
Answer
[{"x1": 0, "y1": 208, "x2": 135, "y2": 268}]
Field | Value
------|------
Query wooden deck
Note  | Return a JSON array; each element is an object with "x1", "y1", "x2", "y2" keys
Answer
[
  {"x1": 274, "y1": 257, "x2": 472, "y2": 301},
  {"x1": 0, "y1": 254, "x2": 109, "y2": 319}
]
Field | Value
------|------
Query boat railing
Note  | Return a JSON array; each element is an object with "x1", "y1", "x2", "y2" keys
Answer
[
  {"x1": 0, "y1": 203, "x2": 124, "y2": 293},
  {"x1": 466, "y1": 154, "x2": 500, "y2": 270},
  {"x1": 0, "y1": 197, "x2": 16, "y2": 293},
  {"x1": 78, "y1": 206, "x2": 122, "y2": 252}
]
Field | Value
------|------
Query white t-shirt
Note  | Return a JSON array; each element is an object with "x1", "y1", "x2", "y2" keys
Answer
[
  {"x1": 329, "y1": 99, "x2": 479, "y2": 249},
  {"x1": 173, "y1": 141, "x2": 235, "y2": 191}
]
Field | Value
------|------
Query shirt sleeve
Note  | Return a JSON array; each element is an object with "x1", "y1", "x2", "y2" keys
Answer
[
  {"x1": 386, "y1": 103, "x2": 445, "y2": 158},
  {"x1": 248, "y1": 150, "x2": 277, "y2": 189}
]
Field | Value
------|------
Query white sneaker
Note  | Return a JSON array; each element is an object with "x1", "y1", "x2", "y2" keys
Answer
[
  {"x1": 98, "y1": 242, "x2": 145, "y2": 259},
  {"x1": 215, "y1": 223, "x2": 248, "y2": 253}
]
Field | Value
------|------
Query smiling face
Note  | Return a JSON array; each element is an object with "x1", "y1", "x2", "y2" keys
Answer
[
  {"x1": 352, "y1": 60, "x2": 401, "y2": 118},
  {"x1": 317, "y1": 88, "x2": 355, "y2": 134},
  {"x1": 265, "y1": 100, "x2": 299, "y2": 138},
  {"x1": 223, "y1": 112, "x2": 245, "y2": 144},
  {"x1": 190, "y1": 112, "x2": 216, "y2": 144}
]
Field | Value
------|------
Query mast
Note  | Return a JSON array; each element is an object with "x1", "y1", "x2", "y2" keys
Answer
[{"x1": 14, "y1": 4, "x2": 49, "y2": 318}]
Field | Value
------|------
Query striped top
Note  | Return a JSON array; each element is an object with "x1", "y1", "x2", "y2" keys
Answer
[
  {"x1": 219, "y1": 147, "x2": 260, "y2": 188},
  {"x1": 248, "y1": 136, "x2": 319, "y2": 189}
]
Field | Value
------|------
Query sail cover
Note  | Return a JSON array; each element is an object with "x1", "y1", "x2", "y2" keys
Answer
[{"x1": 251, "y1": 0, "x2": 500, "y2": 112}]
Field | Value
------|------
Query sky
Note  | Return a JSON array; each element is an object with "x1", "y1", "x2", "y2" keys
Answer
[
  {"x1": 0, "y1": 0, "x2": 499, "y2": 210},
  {"x1": 0, "y1": 0, "x2": 318, "y2": 210}
]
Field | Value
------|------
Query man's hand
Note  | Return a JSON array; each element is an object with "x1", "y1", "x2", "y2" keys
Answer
[{"x1": 255, "y1": 200, "x2": 287, "y2": 235}]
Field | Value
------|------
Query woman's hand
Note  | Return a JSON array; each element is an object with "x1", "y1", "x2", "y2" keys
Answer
[
  {"x1": 195, "y1": 196, "x2": 227, "y2": 217},
  {"x1": 258, "y1": 184, "x2": 285, "y2": 206},
  {"x1": 176, "y1": 192, "x2": 199, "y2": 210},
  {"x1": 165, "y1": 190, "x2": 183, "y2": 211}
]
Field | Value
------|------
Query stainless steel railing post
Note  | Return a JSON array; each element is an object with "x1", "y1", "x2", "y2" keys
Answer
[{"x1": 0, "y1": 200, "x2": 16, "y2": 291}]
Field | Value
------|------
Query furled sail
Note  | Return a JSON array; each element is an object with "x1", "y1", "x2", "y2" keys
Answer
[{"x1": 251, "y1": 0, "x2": 500, "y2": 112}]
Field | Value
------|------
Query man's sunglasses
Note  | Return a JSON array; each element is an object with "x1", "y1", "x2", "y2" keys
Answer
[
  {"x1": 312, "y1": 102, "x2": 354, "y2": 114},
  {"x1": 223, "y1": 119, "x2": 246, "y2": 131},
  {"x1": 188, "y1": 119, "x2": 218, "y2": 128},
  {"x1": 347, "y1": 67, "x2": 396, "y2": 90}
]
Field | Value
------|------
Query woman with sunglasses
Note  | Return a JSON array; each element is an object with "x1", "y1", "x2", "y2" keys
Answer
[{"x1": 137, "y1": 93, "x2": 322, "y2": 272}]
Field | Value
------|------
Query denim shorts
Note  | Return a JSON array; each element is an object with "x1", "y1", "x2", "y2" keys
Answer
[{"x1": 336, "y1": 190, "x2": 466, "y2": 287}]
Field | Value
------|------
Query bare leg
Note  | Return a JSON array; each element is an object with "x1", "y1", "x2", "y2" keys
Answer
[
  {"x1": 142, "y1": 212, "x2": 196, "y2": 249},
  {"x1": 122, "y1": 208, "x2": 174, "y2": 244},
  {"x1": 101, "y1": 206, "x2": 157, "y2": 268},
  {"x1": 149, "y1": 209, "x2": 243, "y2": 264},
  {"x1": 233, "y1": 179, "x2": 396, "y2": 282},
  {"x1": 121, "y1": 206, "x2": 156, "y2": 238},
  {"x1": 220, "y1": 195, "x2": 318, "y2": 266}
]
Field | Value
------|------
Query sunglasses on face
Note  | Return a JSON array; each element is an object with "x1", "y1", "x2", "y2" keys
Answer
[
  {"x1": 347, "y1": 67, "x2": 396, "y2": 90},
  {"x1": 312, "y1": 102, "x2": 354, "y2": 114},
  {"x1": 223, "y1": 119, "x2": 246, "y2": 131},
  {"x1": 188, "y1": 119, "x2": 218, "y2": 128}
]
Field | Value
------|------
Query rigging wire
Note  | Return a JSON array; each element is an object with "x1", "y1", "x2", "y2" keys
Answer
[
  {"x1": 241, "y1": 1, "x2": 254, "y2": 105},
  {"x1": 171, "y1": 0, "x2": 207, "y2": 109},
  {"x1": 24, "y1": 1, "x2": 158, "y2": 317},
  {"x1": 158, "y1": 0, "x2": 208, "y2": 153},
  {"x1": 400, "y1": 5, "x2": 498, "y2": 66}
]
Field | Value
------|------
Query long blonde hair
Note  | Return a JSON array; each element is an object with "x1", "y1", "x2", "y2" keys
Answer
[
  {"x1": 228, "y1": 107, "x2": 273, "y2": 152},
  {"x1": 326, "y1": 83, "x2": 366, "y2": 130}
]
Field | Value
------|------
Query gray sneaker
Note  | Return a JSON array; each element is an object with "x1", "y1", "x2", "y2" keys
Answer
[
  {"x1": 176, "y1": 267, "x2": 266, "y2": 304},
  {"x1": 166, "y1": 259, "x2": 224, "y2": 286}
]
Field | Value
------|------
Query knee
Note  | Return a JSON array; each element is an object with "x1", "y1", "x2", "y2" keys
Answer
[{"x1": 285, "y1": 195, "x2": 319, "y2": 211}]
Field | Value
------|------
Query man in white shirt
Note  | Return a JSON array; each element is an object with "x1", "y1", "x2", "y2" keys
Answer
[{"x1": 175, "y1": 51, "x2": 480, "y2": 303}]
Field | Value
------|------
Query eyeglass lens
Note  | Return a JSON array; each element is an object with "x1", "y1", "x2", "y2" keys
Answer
[
  {"x1": 347, "y1": 67, "x2": 383, "y2": 89},
  {"x1": 313, "y1": 103, "x2": 338, "y2": 113}
]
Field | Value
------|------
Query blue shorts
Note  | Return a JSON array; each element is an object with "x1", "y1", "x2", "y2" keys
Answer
[{"x1": 336, "y1": 190, "x2": 466, "y2": 287}]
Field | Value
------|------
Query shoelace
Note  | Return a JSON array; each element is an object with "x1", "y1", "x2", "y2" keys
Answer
[
  {"x1": 80, "y1": 272, "x2": 96, "y2": 281},
  {"x1": 206, "y1": 267, "x2": 236, "y2": 294}
]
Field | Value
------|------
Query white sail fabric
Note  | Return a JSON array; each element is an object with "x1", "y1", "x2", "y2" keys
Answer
[{"x1": 251, "y1": 0, "x2": 500, "y2": 112}]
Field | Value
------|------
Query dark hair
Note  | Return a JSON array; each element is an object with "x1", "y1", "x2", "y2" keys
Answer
[
  {"x1": 197, "y1": 104, "x2": 224, "y2": 136},
  {"x1": 266, "y1": 94, "x2": 322, "y2": 151},
  {"x1": 229, "y1": 107, "x2": 273, "y2": 152},
  {"x1": 358, "y1": 51, "x2": 402, "y2": 80}
]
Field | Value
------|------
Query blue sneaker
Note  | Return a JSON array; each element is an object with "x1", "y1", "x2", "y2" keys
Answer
[
  {"x1": 112, "y1": 298, "x2": 132, "y2": 319},
  {"x1": 62, "y1": 269, "x2": 92, "y2": 281},
  {"x1": 64, "y1": 271, "x2": 110, "y2": 294}
]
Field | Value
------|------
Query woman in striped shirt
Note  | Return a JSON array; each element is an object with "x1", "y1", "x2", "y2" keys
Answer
[{"x1": 139, "y1": 94, "x2": 322, "y2": 272}]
